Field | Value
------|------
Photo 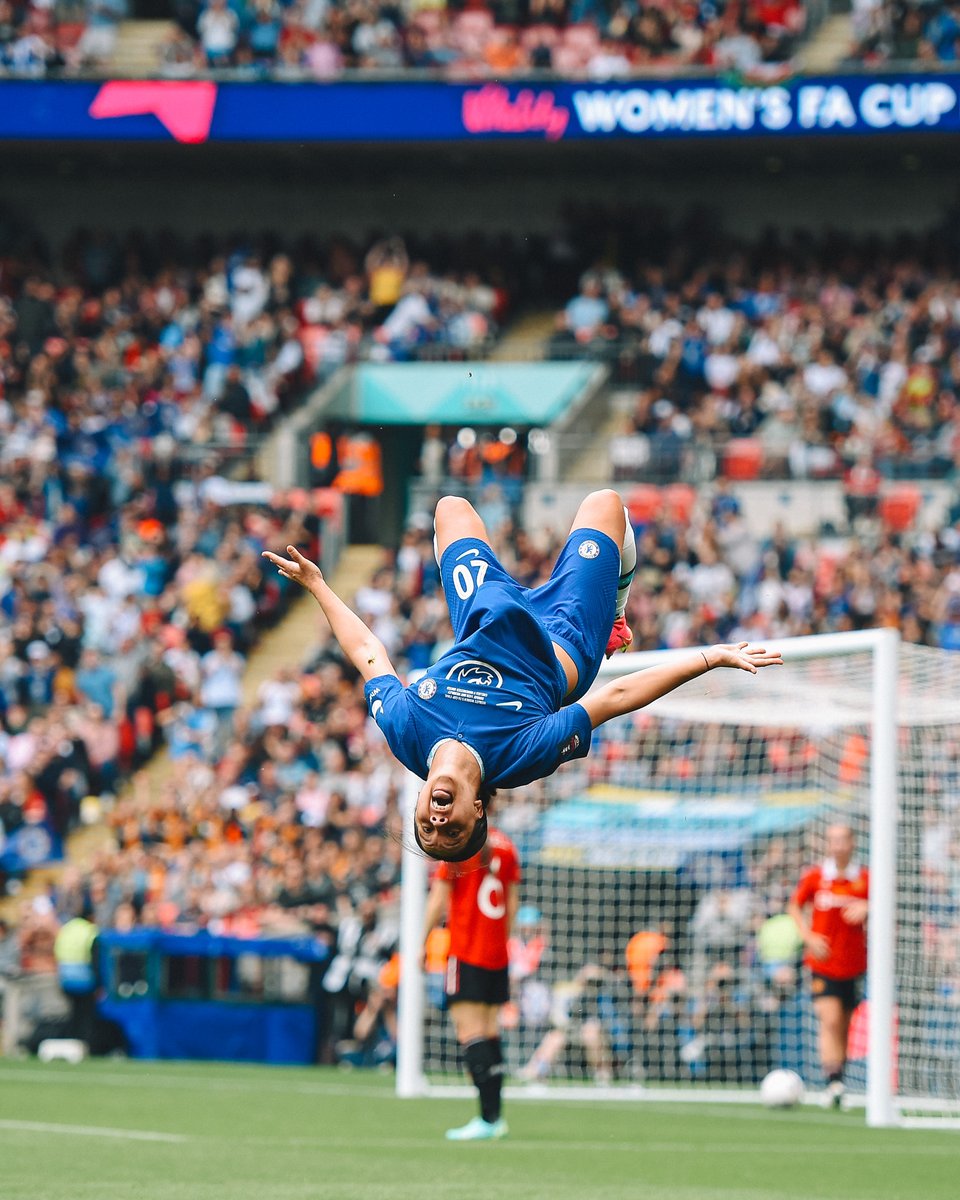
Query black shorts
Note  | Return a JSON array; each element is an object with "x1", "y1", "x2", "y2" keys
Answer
[
  {"x1": 445, "y1": 957, "x2": 510, "y2": 1007},
  {"x1": 811, "y1": 972, "x2": 863, "y2": 1012}
]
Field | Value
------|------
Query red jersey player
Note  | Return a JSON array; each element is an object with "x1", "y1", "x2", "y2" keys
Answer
[
  {"x1": 422, "y1": 822, "x2": 520, "y2": 1141},
  {"x1": 788, "y1": 823, "x2": 869, "y2": 1107}
]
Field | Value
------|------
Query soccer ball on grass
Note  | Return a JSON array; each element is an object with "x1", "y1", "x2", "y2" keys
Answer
[{"x1": 760, "y1": 1069, "x2": 805, "y2": 1109}]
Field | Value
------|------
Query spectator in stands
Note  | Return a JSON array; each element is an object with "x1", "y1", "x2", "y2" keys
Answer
[
  {"x1": 70, "y1": 0, "x2": 127, "y2": 68},
  {"x1": 197, "y1": 0, "x2": 240, "y2": 66},
  {"x1": 0, "y1": 0, "x2": 20, "y2": 58},
  {"x1": 4, "y1": 7, "x2": 61, "y2": 76},
  {"x1": 560, "y1": 274, "x2": 610, "y2": 345},
  {"x1": 247, "y1": 0, "x2": 282, "y2": 63},
  {"x1": 688, "y1": 887, "x2": 759, "y2": 989},
  {"x1": 199, "y1": 629, "x2": 245, "y2": 757}
]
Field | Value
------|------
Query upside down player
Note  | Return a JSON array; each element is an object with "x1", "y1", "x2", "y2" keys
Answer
[
  {"x1": 788, "y1": 824, "x2": 869, "y2": 1108},
  {"x1": 421, "y1": 812, "x2": 520, "y2": 1141},
  {"x1": 264, "y1": 489, "x2": 782, "y2": 862}
]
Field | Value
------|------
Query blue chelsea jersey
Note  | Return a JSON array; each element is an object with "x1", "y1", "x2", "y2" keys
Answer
[{"x1": 363, "y1": 578, "x2": 593, "y2": 789}]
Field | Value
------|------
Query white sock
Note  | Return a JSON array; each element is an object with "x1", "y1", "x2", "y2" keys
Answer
[{"x1": 616, "y1": 507, "x2": 637, "y2": 619}]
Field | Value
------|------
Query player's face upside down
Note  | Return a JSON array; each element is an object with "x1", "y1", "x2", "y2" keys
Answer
[{"x1": 414, "y1": 742, "x2": 486, "y2": 861}]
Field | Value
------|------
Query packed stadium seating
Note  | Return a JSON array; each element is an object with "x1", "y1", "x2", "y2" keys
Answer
[
  {"x1": 0, "y1": 226, "x2": 508, "y2": 894},
  {"x1": 0, "y1": 0, "x2": 809, "y2": 77},
  {"x1": 849, "y1": 0, "x2": 960, "y2": 64},
  {"x1": 552, "y1": 218, "x2": 960, "y2": 481},
  {"x1": 0, "y1": 225, "x2": 501, "y2": 1061},
  {"x1": 172, "y1": 0, "x2": 809, "y2": 78},
  {"x1": 0, "y1": 0, "x2": 123, "y2": 75}
]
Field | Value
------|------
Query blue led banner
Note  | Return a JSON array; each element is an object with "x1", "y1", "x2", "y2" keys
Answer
[{"x1": 0, "y1": 75, "x2": 958, "y2": 143}]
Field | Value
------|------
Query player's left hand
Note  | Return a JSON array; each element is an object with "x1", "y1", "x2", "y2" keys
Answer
[
  {"x1": 841, "y1": 899, "x2": 869, "y2": 925},
  {"x1": 261, "y1": 545, "x2": 323, "y2": 592},
  {"x1": 706, "y1": 642, "x2": 784, "y2": 674}
]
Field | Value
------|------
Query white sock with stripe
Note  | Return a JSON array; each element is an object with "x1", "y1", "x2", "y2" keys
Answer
[{"x1": 616, "y1": 507, "x2": 637, "y2": 619}]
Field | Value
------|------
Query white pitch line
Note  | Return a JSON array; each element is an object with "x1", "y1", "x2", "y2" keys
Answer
[
  {"x1": 237, "y1": 1134, "x2": 960, "y2": 1158},
  {"x1": 0, "y1": 1118, "x2": 188, "y2": 1144},
  {"x1": 0, "y1": 1121, "x2": 956, "y2": 1158}
]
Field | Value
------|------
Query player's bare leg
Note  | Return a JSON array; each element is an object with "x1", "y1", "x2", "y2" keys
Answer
[
  {"x1": 446, "y1": 1001, "x2": 508, "y2": 1141},
  {"x1": 568, "y1": 489, "x2": 637, "y2": 658},
  {"x1": 814, "y1": 995, "x2": 849, "y2": 1107},
  {"x1": 434, "y1": 495, "x2": 492, "y2": 562}
]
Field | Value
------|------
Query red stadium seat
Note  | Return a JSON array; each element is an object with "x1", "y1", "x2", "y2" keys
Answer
[
  {"x1": 626, "y1": 483, "x2": 663, "y2": 525},
  {"x1": 878, "y1": 484, "x2": 921, "y2": 532},
  {"x1": 722, "y1": 438, "x2": 763, "y2": 480},
  {"x1": 662, "y1": 482, "x2": 696, "y2": 525}
]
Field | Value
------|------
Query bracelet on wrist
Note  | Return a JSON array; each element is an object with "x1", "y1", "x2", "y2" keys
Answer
[{"x1": 700, "y1": 650, "x2": 710, "y2": 672}]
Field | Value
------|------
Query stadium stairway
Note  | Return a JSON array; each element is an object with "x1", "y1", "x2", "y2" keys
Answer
[
  {"x1": 112, "y1": 20, "x2": 176, "y2": 76},
  {"x1": 794, "y1": 13, "x2": 853, "y2": 70},
  {"x1": 561, "y1": 389, "x2": 635, "y2": 484},
  {"x1": 489, "y1": 311, "x2": 557, "y2": 360},
  {"x1": 0, "y1": 545, "x2": 383, "y2": 923}
]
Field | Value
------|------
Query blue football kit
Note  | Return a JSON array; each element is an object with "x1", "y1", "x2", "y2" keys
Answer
[{"x1": 364, "y1": 530, "x2": 621, "y2": 789}]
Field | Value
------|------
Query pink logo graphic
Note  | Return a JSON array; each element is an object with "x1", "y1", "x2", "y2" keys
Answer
[
  {"x1": 462, "y1": 84, "x2": 569, "y2": 142},
  {"x1": 89, "y1": 81, "x2": 218, "y2": 144}
]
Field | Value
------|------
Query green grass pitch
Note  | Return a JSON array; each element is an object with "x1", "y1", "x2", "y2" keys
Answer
[{"x1": 1, "y1": 1058, "x2": 956, "y2": 1200}]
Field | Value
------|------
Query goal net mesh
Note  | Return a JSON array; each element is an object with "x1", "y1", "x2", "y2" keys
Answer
[{"x1": 419, "y1": 643, "x2": 960, "y2": 1117}]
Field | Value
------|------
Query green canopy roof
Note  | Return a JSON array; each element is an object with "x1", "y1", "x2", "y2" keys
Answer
[{"x1": 333, "y1": 362, "x2": 601, "y2": 426}]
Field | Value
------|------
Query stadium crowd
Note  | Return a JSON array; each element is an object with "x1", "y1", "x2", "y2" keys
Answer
[
  {"x1": 848, "y1": 0, "x2": 960, "y2": 64},
  {"x1": 162, "y1": 0, "x2": 807, "y2": 78},
  {"x1": 0, "y1": 0, "x2": 127, "y2": 75},
  {"x1": 0, "y1": 231, "x2": 505, "y2": 377},
  {"x1": 552, "y1": 216, "x2": 960, "y2": 483},
  {"x1": 0, "y1": 0, "x2": 807, "y2": 76},
  {"x1": 0, "y1": 214, "x2": 518, "y2": 927},
  {"x1": 4, "y1": 478, "x2": 960, "y2": 1068}
]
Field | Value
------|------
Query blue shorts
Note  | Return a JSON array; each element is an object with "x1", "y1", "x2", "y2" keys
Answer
[
  {"x1": 526, "y1": 528, "x2": 620, "y2": 703},
  {"x1": 440, "y1": 528, "x2": 620, "y2": 705}
]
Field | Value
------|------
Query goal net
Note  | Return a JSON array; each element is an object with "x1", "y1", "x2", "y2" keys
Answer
[{"x1": 397, "y1": 630, "x2": 960, "y2": 1128}]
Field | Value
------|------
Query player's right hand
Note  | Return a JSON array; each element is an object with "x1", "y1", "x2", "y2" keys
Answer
[
  {"x1": 805, "y1": 932, "x2": 831, "y2": 960},
  {"x1": 261, "y1": 545, "x2": 323, "y2": 591}
]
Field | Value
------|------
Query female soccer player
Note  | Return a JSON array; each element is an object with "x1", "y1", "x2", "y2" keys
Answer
[
  {"x1": 264, "y1": 489, "x2": 782, "y2": 862},
  {"x1": 421, "y1": 813, "x2": 520, "y2": 1141},
  {"x1": 788, "y1": 823, "x2": 869, "y2": 1108}
]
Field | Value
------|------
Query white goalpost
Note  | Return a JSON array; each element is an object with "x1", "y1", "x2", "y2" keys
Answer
[{"x1": 397, "y1": 628, "x2": 960, "y2": 1129}]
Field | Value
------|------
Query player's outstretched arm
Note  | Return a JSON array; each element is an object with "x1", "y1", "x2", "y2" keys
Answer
[
  {"x1": 261, "y1": 545, "x2": 398, "y2": 682},
  {"x1": 581, "y1": 642, "x2": 782, "y2": 728}
]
